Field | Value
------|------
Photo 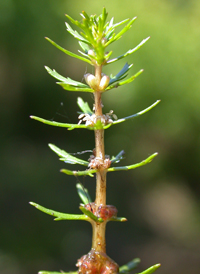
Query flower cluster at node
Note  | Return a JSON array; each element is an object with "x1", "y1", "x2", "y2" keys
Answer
[
  {"x1": 88, "y1": 150, "x2": 111, "y2": 169},
  {"x1": 78, "y1": 110, "x2": 117, "y2": 127}
]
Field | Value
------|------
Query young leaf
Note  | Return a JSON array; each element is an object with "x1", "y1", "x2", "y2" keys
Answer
[
  {"x1": 76, "y1": 183, "x2": 92, "y2": 204},
  {"x1": 104, "y1": 69, "x2": 144, "y2": 92},
  {"x1": 109, "y1": 63, "x2": 133, "y2": 85},
  {"x1": 79, "y1": 205, "x2": 104, "y2": 223},
  {"x1": 29, "y1": 202, "x2": 89, "y2": 221},
  {"x1": 111, "y1": 150, "x2": 125, "y2": 164},
  {"x1": 105, "y1": 17, "x2": 137, "y2": 47},
  {"x1": 137, "y1": 264, "x2": 161, "y2": 274},
  {"x1": 65, "y1": 21, "x2": 89, "y2": 43},
  {"x1": 105, "y1": 18, "x2": 131, "y2": 43},
  {"x1": 65, "y1": 14, "x2": 84, "y2": 30},
  {"x1": 48, "y1": 144, "x2": 89, "y2": 166},
  {"x1": 99, "y1": 7, "x2": 108, "y2": 32},
  {"x1": 119, "y1": 258, "x2": 141, "y2": 273},
  {"x1": 79, "y1": 41, "x2": 90, "y2": 53},
  {"x1": 77, "y1": 97, "x2": 93, "y2": 115},
  {"x1": 105, "y1": 18, "x2": 130, "y2": 35}
]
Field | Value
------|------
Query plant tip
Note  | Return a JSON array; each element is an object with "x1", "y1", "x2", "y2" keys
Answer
[{"x1": 29, "y1": 202, "x2": 35, "y2": 206}]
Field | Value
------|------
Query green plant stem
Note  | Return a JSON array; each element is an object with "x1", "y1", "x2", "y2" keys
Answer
[{"x1": 92, "y1": 64, "x2": 107, "y2": 253}]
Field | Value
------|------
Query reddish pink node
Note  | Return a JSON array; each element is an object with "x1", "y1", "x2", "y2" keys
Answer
[
  {"x1": 84, "y1": 203, "x2": 118, "y2": 221},
  {"x1": 76, "y1": 249, "x2": 119, "y2": 274}
]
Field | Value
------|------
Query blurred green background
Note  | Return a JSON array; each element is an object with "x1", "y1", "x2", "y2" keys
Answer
[{"x1": 0, "y1": 0, "x2": 200, "y2": 273}]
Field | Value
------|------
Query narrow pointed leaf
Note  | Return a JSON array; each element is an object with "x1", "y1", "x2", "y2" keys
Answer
[
  {"x1": 76, "y1": 183, "x2": 92, "y2": 204},
  {"x1": 105, "y1": 29, "x2": 114, "y2": 41},
  {"x1": 45, "y1": 66, "x2": 89, "y2": 88},
  {"x1": 65, "y1": 21, "x2": 89, "y2": 43},
  {"x1": 105, "y1": 17, "x2": 137, "y2": 47},
  {"x1": 109, "y1": 63, "x2": 133, "y2": 85},
  {"x1": 137, "y1": 264, "x2": 161, "y2": 274},
  {"x1": 106, "y1": 17, "x2": 114, "y2": 32},
  {"x1": 61, "y1": 168, "x2": 97, "y2": 177},
  {"x1": 111, "y1": 150, "x2": 125, "y2": 164},
  {"x1": 39, "y1": 272, "x2": 77, "y2": 274},
  {"x1": 111, "y1": 18, "x2": 130, "y2": 29},
  {"x1": 65, "y1": 14, "x2": 84, "y2": 29},
  {"x1": 105, "y1": 18, "x2": 130, "y2": 41},
  {"x1": 112, "y1": 17, "x2": 137, "y2": 40},
  {"x1": 46, "y1": 37, "x2": 92, "y2": 64},
  {"x1": 30, "y1": 101, "x2": 159, "y2": 132},
  {"x1": 105, "y1": 50, "x2": 113, "y2": 60},
  {"x1": 104, "y1": 69, "x2": 144, "y2": 92},
  {"x1": 110, "y1": 216, "x2": 127, "y2": 222},
  {"x1": 80, "y1": 11, "x2": 90, "y2": 22},
  {"x1": 119, "y1": 258, "x2": 141, "y2": 273},
  {"x1": 77, "y1": 97, "x2": 93, "y2": 115},
  {"x1": 30, "y1": 116, "x2": 111, "y2": 131},
  {"x1": 79, "y1": 41, "x2": 90, "y2": 53},
  {"x1": 58, "y1": 82, "x2": 94, "y2": 92},
  {"x1": 30, "y1": 116, "x2": 93, "y2": 130},
  {"x1": 79, "y1": 205, "x2": 104, "y2": 223},
  {"x1": 113, "y1": 100, "x2": 161, "y2": 125},
  {"x1": 48, "y1": 144, "x2": 89, "y2": 166},
  {"x1": 79, "y1": 30, "x2": 95, "y2": 46},
  {"x1": 100, "y1": 7, "x2": 108, "y2": 32},
  {"x1": 61, "y1": 153, "x2": 158, "y2": 177},
  {"x1": 107, "y1": 37, "x2": 150, "y2": 64},
  {"x1": 29, "y1": 202, "x2": 89, "y2": 221},
  {"x1": 107, "y1": 153, "x2": 158, "y2": 173},
  {"x1": 78, "y1": 50, "x2": 90, "y2": 58}
]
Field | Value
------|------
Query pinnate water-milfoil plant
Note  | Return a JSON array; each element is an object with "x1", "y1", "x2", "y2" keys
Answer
[{"x1": 30, "y1": 8, "x2": 161, "y2": 274}]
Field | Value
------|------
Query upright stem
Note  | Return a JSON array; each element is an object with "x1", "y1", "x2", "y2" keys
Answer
[{"x1": 92, "y1": 65, "x2": 107, "y2": 253}]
